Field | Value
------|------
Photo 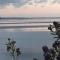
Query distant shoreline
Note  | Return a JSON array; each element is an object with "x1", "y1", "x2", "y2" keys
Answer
[{"x1": 0, "y1": 17, "x2": 60, "y2": 19}]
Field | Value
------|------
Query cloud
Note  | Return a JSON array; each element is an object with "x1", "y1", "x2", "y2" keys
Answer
[
  {"x1": 26, "y1": 0, "x2": 60, "y2": 7},
  {"x1": 34, "y1": 0, "x2": 57, "y2": 4},
  {"x1": 0, "y1": 0, "x2": 29, "y2": 7},
  {"x1": 57, "y1": 0, "x2": 60, "y2": 3},
  {"x1": 0, "y1": 0, "x2": 60, "y2": 8},
  {"x1": 35, "y1": 0, "x2": 47, "y2": 3},
  {"x1": 33, "y1": 0, "x2": 60, "y2": 5}
]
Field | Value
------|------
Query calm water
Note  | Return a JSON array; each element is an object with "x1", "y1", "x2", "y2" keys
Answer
[
  {"x1": 0, "y1": 29, "x2": 56, "y2": 60},
  {"x1": 0, "y1": 18, "x2": 58, "y2": 60}
]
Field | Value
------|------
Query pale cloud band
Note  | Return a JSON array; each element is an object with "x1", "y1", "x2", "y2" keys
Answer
[{"x1": 0, "y1": 0, "x2": 60, "y2": 7}]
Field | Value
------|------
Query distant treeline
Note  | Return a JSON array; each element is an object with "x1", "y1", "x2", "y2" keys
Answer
[{"x1": 0, "y1": 17, "x2": 60, "y2": 19}]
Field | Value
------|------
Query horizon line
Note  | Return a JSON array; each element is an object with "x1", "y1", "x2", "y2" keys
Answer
[{"x1": 0, "y1": 16, "x2": 60, "y2": 19}]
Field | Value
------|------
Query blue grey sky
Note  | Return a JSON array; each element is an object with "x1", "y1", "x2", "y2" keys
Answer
[
  {"x1": 0, "y1": 0, "x2": 60, "y2": 7},
  {"x1": 0, "y1": 0, "x2": 60, "y2": 17},
  {"x1": 0, "y1": 0, "x2": 60, "y2": 6}
]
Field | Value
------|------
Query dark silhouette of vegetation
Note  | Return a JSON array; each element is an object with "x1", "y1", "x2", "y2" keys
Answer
[
  {"x1": 33, "y1": 58, "x2": 38, "y2": 60},
  {"x1": 6, "y1": 38, "x2": 21, "y2": 60},
  {"x1": 42, "y1": 21, "x2": 60, "y2": 60}
]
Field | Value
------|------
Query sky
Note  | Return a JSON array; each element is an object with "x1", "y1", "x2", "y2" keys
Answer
[{"x1": 0, "y1": 0, "x2": 60, "y2": 17}]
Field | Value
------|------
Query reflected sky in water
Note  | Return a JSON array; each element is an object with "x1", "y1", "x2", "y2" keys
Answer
[{"x1": 0, "y1": 28, "x2": 56, "y2": 60}]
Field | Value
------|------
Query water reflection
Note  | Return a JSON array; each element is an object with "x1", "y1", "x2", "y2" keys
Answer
[{"x1": 0, "y1": 29, "x2": 55, "y2": 60}]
